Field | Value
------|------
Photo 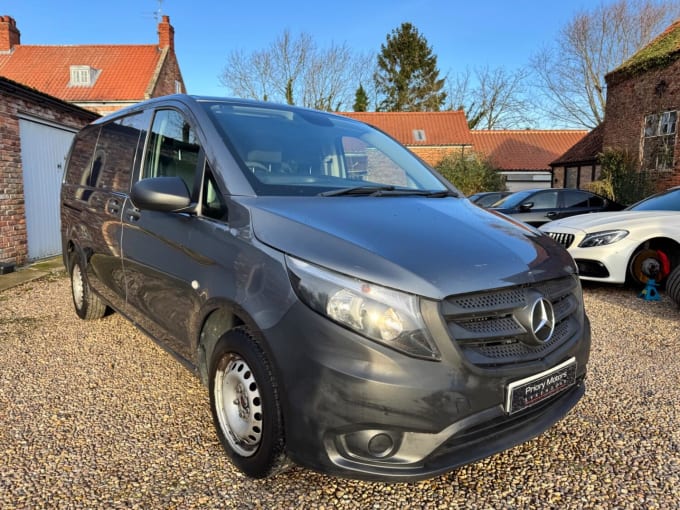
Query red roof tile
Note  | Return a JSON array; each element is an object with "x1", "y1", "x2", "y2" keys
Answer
[
  {"x1": 0, "y1": 44, "x2": 164, "y2": 101},
  {"x1": 471, "y1": 130, "x2": 588, "y2": 171},
  {"x1": 550, "y1": 124, "x2": 604, "y2": 166},
  {"x1": 340, "y1": 111, "x2": 473, "y2": 146}
]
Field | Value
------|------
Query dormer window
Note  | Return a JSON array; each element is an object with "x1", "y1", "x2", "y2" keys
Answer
[
  {"x1": 69, "y1": 65, "x2": 100, "y2": 87},
  {"x1": 412, "y1": 129, "x2": 426, "y2": 142}
]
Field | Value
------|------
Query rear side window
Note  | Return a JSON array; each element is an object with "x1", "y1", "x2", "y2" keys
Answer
[
  {"x1": 64, "y1": 126, "x2": 99, "y2": 186},
  {"x1": 142, "y1": 109, "x2": 201, "y2": 194},
  {"x1": 563, "y1": 190, "x2": 594, "y2": 208},
  {"x1": 93, "y1": 112, "x2": 150, "y2": 192}
]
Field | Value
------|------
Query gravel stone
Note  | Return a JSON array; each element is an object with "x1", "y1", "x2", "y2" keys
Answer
[{"x1": 1, "y1": 272, "x2": 679, "y2": 509}]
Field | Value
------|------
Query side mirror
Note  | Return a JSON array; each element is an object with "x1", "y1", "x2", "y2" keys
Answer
[
  {"x1": 519, "y1": 202, "x2": 534, "y2": 212},
  {"x1": 131, "y1": 176, "x2": 193, "y2": 212}
]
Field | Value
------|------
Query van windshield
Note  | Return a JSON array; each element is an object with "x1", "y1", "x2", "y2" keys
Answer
[{"x1": 200, "y1": 101, "x2": 450, "y2": 197}]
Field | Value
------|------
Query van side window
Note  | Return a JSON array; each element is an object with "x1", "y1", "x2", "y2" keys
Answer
[
  {"x1": 201, "y1": 163, "x2": 228, "y2": 221},
  {"x1": 65, "y1": 126, "x2": 99, "y2": 187},
  {"x1": 142, "y1": 110, "x2": 200, "y2": 195},
  {"x1": 94, "y1": 112, "x2": 150, "y2": 192}
]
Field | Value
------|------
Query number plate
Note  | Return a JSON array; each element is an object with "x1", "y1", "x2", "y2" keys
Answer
[{"x1": 505, "y1": 358, "x2": 577, "y2": 414}]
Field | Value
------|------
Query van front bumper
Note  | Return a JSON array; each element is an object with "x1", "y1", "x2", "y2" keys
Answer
[{"x1": 263, "y1": 301, "x2": 590, "y2": 482}]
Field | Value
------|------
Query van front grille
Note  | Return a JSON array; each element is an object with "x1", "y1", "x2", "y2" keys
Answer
[{"x1": 441, "y1": 276, "x2": 582, "y2": 367}]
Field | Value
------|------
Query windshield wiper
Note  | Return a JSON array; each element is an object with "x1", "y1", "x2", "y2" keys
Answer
[
  {"x1": 319, "y1": 185, "x2": 396, "y2": 197},
  {"x1": 319, "y1": 186, "x2": 459, "y2": 198}
]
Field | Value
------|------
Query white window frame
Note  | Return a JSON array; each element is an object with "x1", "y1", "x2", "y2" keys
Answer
[
  {"x1": 69, "y1": 65, "x2": 99, "y2": 87},
  {"x1": 642, "y1": 110, "x2": 677, "y2": 171}
]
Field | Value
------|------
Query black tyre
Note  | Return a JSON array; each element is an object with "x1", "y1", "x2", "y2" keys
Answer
[
  {"x1": 209, "y1": 327, "x2": 288, "y2": 478},
  {"x1": 666, "y1": 265, "x2": 680, "y2": 307},
  {"x1": 69, "y1": 255, "x2": 107, "y2": 320}
]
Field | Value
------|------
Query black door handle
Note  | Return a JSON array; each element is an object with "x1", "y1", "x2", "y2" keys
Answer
[
  {"x1": 107, "y1": 198, "x2": 121, "y2": 215},
  {"x1": 125, "y1": 207, "x2": 141, "y2": 222}
]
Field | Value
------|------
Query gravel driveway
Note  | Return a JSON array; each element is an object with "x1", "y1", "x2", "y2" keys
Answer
[{"x1": 1, "y1": 271, "x2": 679, "y2": 509}]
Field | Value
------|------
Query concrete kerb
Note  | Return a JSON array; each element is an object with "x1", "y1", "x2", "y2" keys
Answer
[{"x1": 0, "y1": 256, "x2": 65, "y2": 292}]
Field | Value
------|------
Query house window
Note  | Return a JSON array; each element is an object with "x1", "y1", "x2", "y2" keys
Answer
[
  {"x1": 412, "y1": 129, "x2": 426, "y2": 142},
  {"x1": 69, "y1": 65, "x2": 100, "y2": 87},
  {"x1": 175, "y1": 80, "x2": 183, "y2": 94},
  {"x1": 642, "y1": 111, "x2": 677, "y2": 171}
]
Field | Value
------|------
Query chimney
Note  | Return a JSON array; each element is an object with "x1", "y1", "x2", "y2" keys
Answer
[
  {"x1": 157, "y1": 15, "x2": 174, "y2": 51},
  {"x1": 0, "y1": 16, "x2": 20, "y2": 52}
]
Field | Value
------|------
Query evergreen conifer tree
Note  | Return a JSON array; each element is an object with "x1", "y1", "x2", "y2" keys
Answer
[{"x1": 374, "y1": 22, "x2": 446, "y2": 111}]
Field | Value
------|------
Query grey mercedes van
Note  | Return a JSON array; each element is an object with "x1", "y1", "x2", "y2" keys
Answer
[{"x1": 61, "y1": 95, "x2": 591, "y2": 481}]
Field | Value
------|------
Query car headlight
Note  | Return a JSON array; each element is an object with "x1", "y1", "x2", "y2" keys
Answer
[
  {"x1": 286, "y1": 255, "x2": 440, "y2": 360},
  {"x1": 578, "y1": 230, "x2": 629, "y2": 248}
]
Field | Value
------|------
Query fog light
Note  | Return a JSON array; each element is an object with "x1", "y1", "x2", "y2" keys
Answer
[{"x1": 367, "y1": 433, "x2": 394, "y2": 458}]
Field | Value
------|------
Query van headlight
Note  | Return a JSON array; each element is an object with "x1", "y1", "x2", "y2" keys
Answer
[
  {"x1": 286, "y1": 255, "x2": 440, "y2": 360},
  {"x1": 578, "y1": 230, "x2": 629, "y2": 247}
]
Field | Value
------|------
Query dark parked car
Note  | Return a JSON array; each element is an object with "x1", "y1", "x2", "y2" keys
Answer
[
  {"x1": 468, "y1": 191, "x2": 512, "y2": 207},
  {"x1": 61, "y1": 95, "x2": 590, "y2": 482},
  {"x1": 490, "y1": 188, "x2": 625, "y2": 227}
]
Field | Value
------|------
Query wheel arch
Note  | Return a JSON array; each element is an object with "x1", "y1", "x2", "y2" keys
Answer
[{"x1": 195, "y1": 301, "x2": 276, "y2": 387}]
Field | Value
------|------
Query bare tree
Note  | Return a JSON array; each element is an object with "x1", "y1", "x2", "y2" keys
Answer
[
  {"x1": 447, "y1": 66, "x2": 535, "y2": 129},
  {"x1": 220, "y1": 30, "x2": 375, "y2": 111},
  {"x1": 530, "y1": 0, "x2": 680, "y2": 128}
]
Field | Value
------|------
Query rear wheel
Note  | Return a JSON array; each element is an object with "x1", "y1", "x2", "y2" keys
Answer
[
  {"x1": 666, "y1": 266, "x2": 680, "y2": 307},
  {"x1": 69, "y1": 256, "x2": 107, "y2": 320},
  {"x1": 209, "y1": 327, "x2": 288, "y2": 478}
]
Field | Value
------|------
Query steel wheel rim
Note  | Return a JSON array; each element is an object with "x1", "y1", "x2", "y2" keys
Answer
[
  {"x1": 72, "y1": 263, "x2": 84, "y2": 310},
  {"x1": 214, "y1": 353, "x2": 263, "y2": 457}
]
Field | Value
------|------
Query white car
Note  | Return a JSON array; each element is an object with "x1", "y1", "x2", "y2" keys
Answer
[{"x1": 539, "y1": 187, "x2": 680, "y2": 286}]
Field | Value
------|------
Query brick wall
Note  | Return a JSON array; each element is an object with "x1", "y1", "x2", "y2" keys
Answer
[
  {"x1": 0, "y1": 82, "x2": 96, "y2": 266},
  {"x1": 604, "y1": 59, "x2": 680, "y2": 191},
  {"x1": 150, "y1": 50, "x2": 186, "y2": 97}
]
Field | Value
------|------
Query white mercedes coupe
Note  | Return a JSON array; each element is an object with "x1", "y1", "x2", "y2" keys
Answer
[{"x1": 539, "y1": 187, "x2": 680, "y2": 286}]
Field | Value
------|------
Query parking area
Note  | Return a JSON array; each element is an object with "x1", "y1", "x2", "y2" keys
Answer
[{"x1": 1, "y1": 271, "x2": 678, "y2": 509}]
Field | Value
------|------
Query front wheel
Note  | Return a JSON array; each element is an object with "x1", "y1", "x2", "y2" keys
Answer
[
  {"x1": 209, "y1": 327, "x2": 288, "y2": 478},
  {"x1": 628, "y1": 248, "x2": 671, "y2": 286}
]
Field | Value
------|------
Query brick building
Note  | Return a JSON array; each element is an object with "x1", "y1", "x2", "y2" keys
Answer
[
  {"x1": 0, "y1": 15, "x2": 185, "y2": 115},
  {"x1": 552, "y1": 19, "x2": 680, "y2": 192},
  {"x1": 0, "y1": 77, "x2": 97, "y2": 267},
  {"x1": 550, "y1": 124, "x2": 604, "y2": 189},
  {"x1": 472, "y1": 130, "x2": 587, "y2": 191},
  {"x1": 604, "y1": 19, "x2": 680, "y2": 191},
  {"x1": 0, "y1": 14, "x2": 187, "y2": 267}
]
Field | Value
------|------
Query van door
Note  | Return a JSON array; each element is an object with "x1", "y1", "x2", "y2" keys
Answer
[
  {"x1": 62, "y1": 112, "x2": 148, "y2": 312},
  {"x1": 121, "y1": 108, "x2": 206, "y2": 360}
]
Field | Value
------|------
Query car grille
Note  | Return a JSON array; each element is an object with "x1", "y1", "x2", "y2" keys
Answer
[
  {"x1": 546, "y1": 232, "x2": 575, "y2": 249},
  {"x1": 440, "y1": 276, "x2": 582, "y2": 367}
]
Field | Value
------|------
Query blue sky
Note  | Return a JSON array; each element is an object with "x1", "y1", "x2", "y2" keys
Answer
[{"x1": 8, "y1": 0, "x2": 598, "y2": 98}]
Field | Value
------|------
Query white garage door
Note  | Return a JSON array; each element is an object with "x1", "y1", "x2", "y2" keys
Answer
[{"x1": 19, "y1": 118, "x2": 76, "y2": 260}]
